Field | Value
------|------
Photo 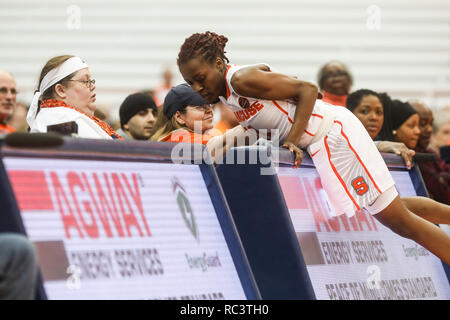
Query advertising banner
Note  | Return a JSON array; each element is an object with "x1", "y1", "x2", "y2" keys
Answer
[
  {"x1": 4, "y1": 157, "x2": 249, "y2": 300},
  {"x1": 278, "y1": 166, "x2": 450, "y2": 300}
]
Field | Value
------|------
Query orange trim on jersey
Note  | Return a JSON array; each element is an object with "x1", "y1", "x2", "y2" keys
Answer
[
  {"x1": 324, "y1": 135, "x2": 360, "y2": 210},
  {"x1": 304, "y1": 130, "x2": 315, "y2": 137},
  {"x1": 225, "y1": 65, "x2": 232, "y2": 99},
  {"x1": 311, "y1": 150, "x2": 320, "y2": 157},
  {"x1": 334, "y1": 120, "x2": 382, "y2": 194},
  {"x1": 272, "y1": 100, "x2": 294, "y2": 124},
  {"x1": 311, "y1": 113, "x2": 323, "y2": 119}
]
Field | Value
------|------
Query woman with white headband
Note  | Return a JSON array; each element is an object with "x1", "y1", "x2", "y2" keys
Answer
[{"x1": 27, "y1": 55, "x2": 122, "y2": 139}]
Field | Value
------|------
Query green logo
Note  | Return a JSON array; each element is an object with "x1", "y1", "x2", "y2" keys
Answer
[{"x1": 172, "y1": 177, "x2": 199, "y2": 241}]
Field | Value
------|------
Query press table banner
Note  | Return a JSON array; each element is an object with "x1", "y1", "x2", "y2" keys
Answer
[
  {"x1": 277, "y1": 166, "x2": 450, "y2": 300},
  {"x1": 4, "y1": 157, "x2": 248, "y2": 300}
]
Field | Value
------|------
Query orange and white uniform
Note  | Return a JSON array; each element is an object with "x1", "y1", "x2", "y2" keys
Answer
[
  {"x1": 219, "y1": 64, "x2": 337, "y2": 148},
  {"x1": 219, "y1": 63, "x2": 397, "y2": 217}
]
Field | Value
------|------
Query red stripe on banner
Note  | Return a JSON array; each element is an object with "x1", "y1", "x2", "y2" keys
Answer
[
  {"x1": 324, "y1": 136, "x2": 360, "y2": 210},
  {"x1": 334, "y1": 121, "x2": 382, "y2": 193},
  {"x1": 8, "y1": 170, "x2": 54, "y2": 211},
  {"x1": 278, "y1": 176, "x2": 309, "y2": 210}
]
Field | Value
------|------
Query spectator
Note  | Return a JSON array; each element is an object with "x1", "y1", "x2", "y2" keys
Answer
[
  {"x1": 150, "y1": 83, "x2": 213, "y2": 144},
  {"x1": 7, "y1": 101, "x2": 29, "y2": 132},
  {"x1": 410, "y1": 101, "x2": 433, "y2": 150},
  {"x1": 410, "y1": 101, "x2": 449, "y2": 205},
  {"x1": 0, "y1": 70, "x2": 18, "y2": 134},
  {"x1": 346, "y1": 89, "x2": 415, "y2": 169},
  {"x1": 317, "y1": 61, "x2": 353, "y2": 107},
  {"x1": 346, "y1": 89, "x2": 450, "y2": 227},
  {"x1": 377, "y1": 96, "x2": 421, "y2": 150},
  {"x1": 150, "y1": 83, "x2": 250, "y2": 162},
  {"x1": 117, "y1": 92, "x2": 158, "y2": 140},
  {"x1": 27, "y1": 55, "x2": 122, "y2": 139},
  {"x1": 430, "y1": 109, "x2": 450, "y2": 155},
  {"x1": 153, "y1": 67, "x2": 174, "y2": 107},
  {"x1": 346, "y1": 89, "x2": 384, "y2": 139},
  {"x1": 0, "y1": 233, "x2": 38, "y2": 300}
]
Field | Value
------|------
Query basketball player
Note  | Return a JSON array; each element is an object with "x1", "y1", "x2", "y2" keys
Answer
[{"x1": 177, "y1": 32, "x2": 450, "y2": 264}]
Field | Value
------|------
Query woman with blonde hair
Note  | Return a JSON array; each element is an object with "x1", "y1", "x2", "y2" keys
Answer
[
  {"x1": 150, "y1": 83, "x2": 214, "y2": 144},
  {"x1": 27, "y1": 55, "x2": 121, "y2": 139}
]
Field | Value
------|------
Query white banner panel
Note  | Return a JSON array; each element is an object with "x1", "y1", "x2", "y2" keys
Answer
[
  {"x1": 277, "y1": 167, "x2": 450, "y2": 300},
  {"x1": 4, "y1": 157, "x2": 247, "y2": 300}
]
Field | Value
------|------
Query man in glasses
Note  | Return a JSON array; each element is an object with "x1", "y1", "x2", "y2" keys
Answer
[{"x1": 0, "y1": 71, "x2": 18, "y2": 134}]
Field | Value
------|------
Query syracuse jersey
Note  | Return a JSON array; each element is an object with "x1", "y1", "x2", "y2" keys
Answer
[
  {"x1": 218, "y1": 63, "x2": 337, "y2": 148},
  {"x1": 218, "y1": 63, "x2": 396, "y2": 217}
]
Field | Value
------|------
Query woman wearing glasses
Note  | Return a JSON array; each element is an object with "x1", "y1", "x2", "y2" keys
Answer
[
  {"x1": 27, "y1": 55, "x2": 121, "y2": 139},
  {"x1": 150, "y1": 83, "x2": 215, "y2": 144}
]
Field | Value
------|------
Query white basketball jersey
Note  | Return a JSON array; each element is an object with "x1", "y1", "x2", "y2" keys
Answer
[
  {"x1": 218, "y1": 64, "x2": 337, "y2": 147},
  {"x1": 218, "y1": 64, "x2": 396, "y2": 217}
]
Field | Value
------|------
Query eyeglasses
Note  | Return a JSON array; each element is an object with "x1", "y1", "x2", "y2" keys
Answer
[
  {"x1": 68, "y1": 79, "x2": 96, "y2": 89},
  {"x1": 0, "y1": 87, "x2": 18, "y2": 95}
]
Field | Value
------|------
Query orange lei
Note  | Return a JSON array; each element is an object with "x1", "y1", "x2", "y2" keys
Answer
[{"x1": 40, "y1": 99, "x2": 123, "y2": 140}]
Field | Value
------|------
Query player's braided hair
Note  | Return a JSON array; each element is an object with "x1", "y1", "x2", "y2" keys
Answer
[{"x1": 177, "y1": 31, "x2": 229, "y2": 66}]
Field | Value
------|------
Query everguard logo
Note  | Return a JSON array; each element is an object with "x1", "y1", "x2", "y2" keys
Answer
[
  {"x1": 185, "y1": 252, "x2": 222, "y2": 272},
  {"x1": 402, "y1": 244, "x2": 430, "y2": 260},
  {"x1": 172, "y1": 177, "x2": 199, "y2": 241}
]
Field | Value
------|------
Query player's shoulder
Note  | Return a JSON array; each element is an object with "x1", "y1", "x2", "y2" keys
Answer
[
  {"x1": 232, "y1": 63, "x2": 270, "y2": 76},
  {"x1": 231, "y1": 63, "x2": 271, "y2": 87}
]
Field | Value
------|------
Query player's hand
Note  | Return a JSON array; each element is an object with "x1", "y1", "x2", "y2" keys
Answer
[
  {"x1": 282, "y1": 141, "x2": 303, "y2": 168},
  {"x1": 377, "y1": 141, "x2": 415, "y2": 170}
]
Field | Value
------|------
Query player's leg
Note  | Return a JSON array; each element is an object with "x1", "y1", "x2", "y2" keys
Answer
[
  {"x1": 374, "y1": 196, "x2": 450, "y2": 265},
  {"x1": 401, "y1": 197, "x2": 450, "y2": 224}
]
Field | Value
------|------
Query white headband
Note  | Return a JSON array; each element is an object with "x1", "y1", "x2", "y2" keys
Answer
[{"x1": 27, "y1": 56, "x2": 89, "y2": 127}]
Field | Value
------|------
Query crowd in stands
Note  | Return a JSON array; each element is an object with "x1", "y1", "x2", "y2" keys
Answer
[
  {"x1": 1, "y1": 55, "x2": 449, "y2": 202},
  {"x1": 0, "y1": 53, "x2": 449, "y2": 299}
]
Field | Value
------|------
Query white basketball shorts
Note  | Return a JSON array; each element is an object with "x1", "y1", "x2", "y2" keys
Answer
[{"x1": 306, "y1": 107, "x2": 397, "y2": 217}]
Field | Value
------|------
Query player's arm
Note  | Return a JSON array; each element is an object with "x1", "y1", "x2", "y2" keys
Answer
[{"x1": 230, "y1": 65, "x2": 319, "y2": 167}]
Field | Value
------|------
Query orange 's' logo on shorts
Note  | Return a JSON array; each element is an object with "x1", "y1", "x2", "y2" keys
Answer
[{"x1": 352, "y1": 176, "x2": 369, "y2": 195}]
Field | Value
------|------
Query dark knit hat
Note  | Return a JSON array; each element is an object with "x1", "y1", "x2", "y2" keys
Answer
[
  {"x1": 376, "y1": 94, "x2": 419, "y2": 141},
  {"x1": 119, "y1": 93, "x2": 157, "y2": 127},
  {"x1": 163, "y1": 83, "x2": 208, "y2": 119},
  {"x1": 390, "y1": 100, "x2": 418, "y2": 130}
]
